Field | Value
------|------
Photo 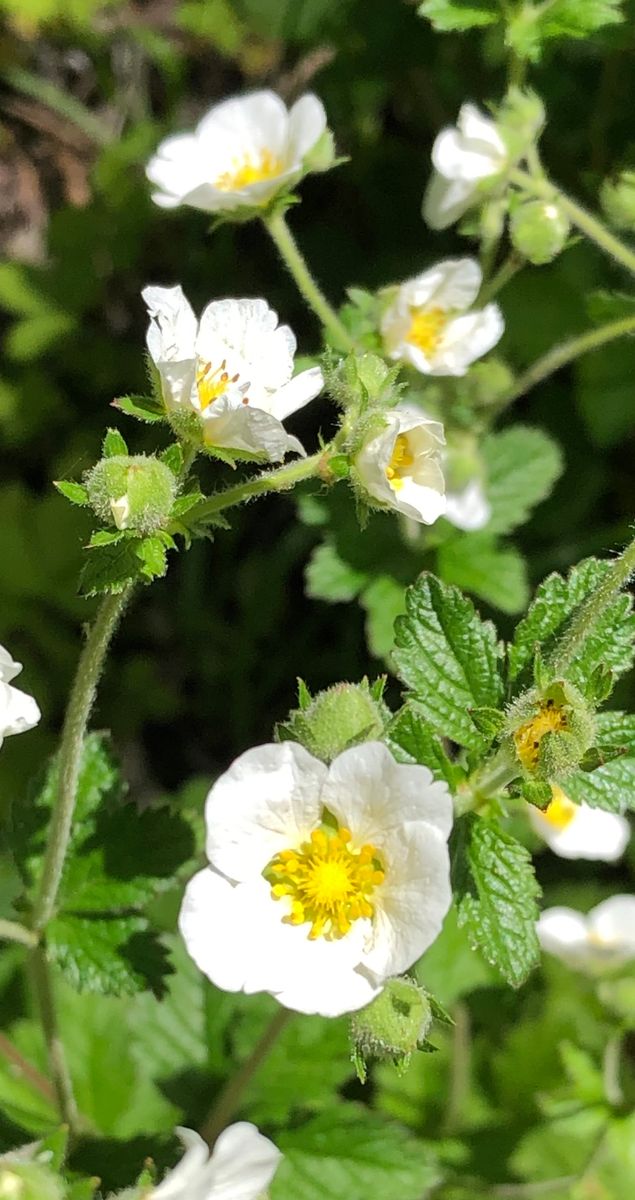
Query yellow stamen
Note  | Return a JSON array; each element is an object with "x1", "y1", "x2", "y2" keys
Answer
[
  {"x1": 265, "y1": 824, "x2": 384, "y2": 941},
  {"x1": 514, "y1": 699, "x2": 568, "y2": 771},
  {"x1": 541, "y1": 785, "x2": 577, "y2": 831},
  {"x1": 196, "y1": 359, "x2": 239, "y2": 411},
  {"x1": 406, "y1": 306, "x2": 449, "y2": 357},
  {"x1": 385, "y1": 433, "x2": 415, "y2": 493},
  {"x1": 215, "y1": 149, "x2": 285, "y2": 193}
]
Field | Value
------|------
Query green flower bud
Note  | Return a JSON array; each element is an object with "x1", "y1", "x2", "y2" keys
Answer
[
  {"x1": 497, "y1": 87, "x2": 545, "y2": 159},
  {"x1": 277, "y1": 680, "x2": 387, "y2": 763},
  {"x1": 601, "y1": 171, "x2": 635, "y2": 232},
  {"x1": 351, "y1": 977, "x2": 433, "y2": 1080},
  {"x1": 505, "y1": 681, "x2": 596, "y2": 782},
  {"x1": 85, "y1": 455, "x2": 177, "y2": 535},
  {"x1": 510, "y1": 199, "x2": 570, "y2": 265},
  {"x1": 0, "y1": 1164, "x2": 63, "y2": 1200}
]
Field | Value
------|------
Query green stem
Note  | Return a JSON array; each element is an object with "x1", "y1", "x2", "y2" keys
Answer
[
  {"x1": 504, "y1": 313, "x2": 635, "y2": 405},
  {"x1": 0, "y1": 919, "x2": 38, "y2": 948},
  {"x1": 32, "y1": 587, "x2": 132, "y2": 932},
  {"x1": 190, "y1": 449, "x2": 326, "y2": 527},
  {"x1": 2, "y1": 64, "x2": 112, "y2": 147},
  {"x1": 441, "y1": 1001, "x2": 471, "y2": 1135},
  {"x1": 550, "y1": 532, "x2": 635, "y2": 677},
  {"x1": 461, "y1": 750, "x2": 519, "y2": 814},
  {"x1": 478, "y1": 252, "x2": 523, "y2": 305},
  {"x1": 30, "y1": 946, "x2": 79, "y2": 1129},
  {"x1": 602, "y1": 1034, "x2": 624, "y2": 1107},
  {"x1": 201, "y1": 1008, "x2": 292, "y2": 1145},
  {"x1": 264, "y1": 211, "x2": 356, "y2": 351},
  {"x1": 510, "y1": 166, "x2": 635, "y2": 277}
]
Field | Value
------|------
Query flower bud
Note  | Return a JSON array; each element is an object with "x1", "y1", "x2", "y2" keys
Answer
[
  {"x1": 496, "y1": 87, "x2": 545, "y2": 159},
  {"x1": 85, "y1": 455, "x2": 177, "y2": 535},
  {"x1": 505, "y1": 681, "x2": 596, "y2": 782},
  {"x1": 277, "y1": 680, "x2": 386, "y2": 763},
  {"x1": 351, "y1": 977, "x2": 433, "y2": 1080},
  {"x1": 601, "y1": 171, "x2": 635, "y2": 231},
  {"x1": 510, "y1": 199, "x2": 570, "y2": 265}
]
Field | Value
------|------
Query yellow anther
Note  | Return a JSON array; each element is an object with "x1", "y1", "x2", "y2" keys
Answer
[
  {"x1": 215, "y1": 149, "x2": 285, "y2": 193},
  {"x1": 385, "y1": 433, "x2": 415, "y2": 492},
  {"x1": 514, "y1": 701, "x2": 568, "y2": 771},
  {"x1": 406, "y1": 305, "x2": 449, "y2": 356}
]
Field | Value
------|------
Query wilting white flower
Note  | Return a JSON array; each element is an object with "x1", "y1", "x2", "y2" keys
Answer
[
  {"x1": 423, "y1": 103, "x2": 508, "y2": 230},
  {"x1": 152, "y1": 1124, "x2": 281, "y2": 1200},
  {"x1": 444, "y1": 478, "x2": 491, "y2": 531},
  {"x1": 180, "y1": 741, "x2": 453, "y2": 1018},
  {"x1": 355, "y1": 407, "x2": 446, "y2": 525},
  {"x1": 538, "y1": 896, "x2": 635, "y2": 975},
  {"x1": 143, "y1": 286, "x2": 323, "y2": 461},
  {"x1": 528, "y1": 785, "x2": 630, "y2": 862},
  {"x1": 0, "y1": 644, "x2": 40, "y2": 751},
  {"x1": 381, "y1": 259, "x2": 503, "y2": 377},
  {"x1": 146, "y1": 90, "x2": 327, "y2": 213}
]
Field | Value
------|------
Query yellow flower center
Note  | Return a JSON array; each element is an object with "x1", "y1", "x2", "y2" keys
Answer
[
  {"x1": 196, "y1": 358, "x2": 241, "y2": 411},
  {"x1": 514, "y1": 699, "x2": 568, "y2": 771},
  {"x1": 266, "y1": 826, "x2": 385, "y2": 941},
  {"x1": 214, "y1": 149, "x2": 285, "y2": 193},
  {"x1": 385, "y1": 433, "x2": 414, "y2": 492},
  {"x1": 406, "y1": 306, "x2": 449, "y2": 357},
  {"x1": 541, "y1": 784, "x2": 577, "y2": 831}
]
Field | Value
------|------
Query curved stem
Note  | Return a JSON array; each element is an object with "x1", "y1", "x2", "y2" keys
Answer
[
  {"x1": 510, "y1": 166, "x2": 635, "y2": 277},
  {"x1": 550, "y1": 532, "x2": 635, "y2": 677},
  {"x1": 264, "y1": 210, "x2": 356, "y2": 351},
  {"x1": 190, "y1": 449, "x2": 327, "y2": 527},
  {"x1": 201, "y1": 1008, "x2": 292, "y2": 1146},
  {"x1": 478, "y1": 252, "x2": 523, "y2": 305},
  {"x1": 0, "y1": 918, "x2": 38, "y2": 948},
  {"x1": 30, "y1": 946, "x2": 79, "y2": 1129},
  {"x1": 32, "y1": 587, "x2": 132, "y2": 931},
  {"x1": 504, "y1": 313, "x2": 635, "y2": 405}
]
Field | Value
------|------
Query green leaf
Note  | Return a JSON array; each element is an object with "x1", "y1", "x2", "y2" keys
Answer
[
  {"x1": 136, "y1": 536, "x2": 168, "y2": 581},
  {"x1": 171, "y1": 489, "x2": 205, "y2": 517},
  {"x1": 305, "y1": 541, "x2": 368, "y2": 602},
  {"x1": 438, "y1": 533, "x2": 529, "y2": 615},
  {"x1": 508, "y1": 0, "x2": 624, "y2": 64},
  {"x1": 564, "y1": 711, "x2": 635, "y2": 812},
  {"x1": 418, "y1": 0, "x2": 498, "y2": 31},
  {"x1": 393, "y1": 574, "x2": 503, "y2": 750},
  {"x1": 415, "y1": 905, "x2": 498, "y2": 1005},
  {"x1": 53, "y1": 480, "x2": 90, "y2": 507},
  {"x1": 271, "y1": 1108, "x2": 441, "y2": 1200},
  {"x1": 79, "y1": 538, "x2": 145, "y2": 596},
  {"x1": 451, "y1": 814, "x2": 541, "y2": 987},
  {"x1": 508, "y1": 557, "x2": 635, "y2": 688},
  {"x1": 587, "y1": 289, "x2": 635, "y2": 324},
  {"x1": 102, "y1": 428, "x2": 128, "y2": 457},
  {"x1": 360, "y1": 575, "x2": 406, "y2": 660},
  {"x1": 87, "y1": 529, "x2": 125, "y2": 547},
  {"x1": 46, "y1": 915, "x2": 172, "y2": 997},
  {"x1": 482, "y1": 426, "x2": 563, "y2": 536},
  {"x1": 385, "y1": 703, "x2": 462, "y2": 788},
  {"x1": 113, "y1": 393, "x2": 164, "y2": 423},
  {"x1": 160, "y1": 443, "x2": 183, "y2": 475}
]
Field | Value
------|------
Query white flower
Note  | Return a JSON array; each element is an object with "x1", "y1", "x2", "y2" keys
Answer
[
  {"x1": 180, "y1": 741, "x2": 453, "y2": 1018},
  {"x1": 146, "y1": 90, "x2": 327, "y2": 213},
  {"x1": 423, "y1": 102, "x2": 508, "y2": 230},
  {"x1": 537, "y1": 896, "x2": 635, "y2": 975},
  {"x1": 143, "y1": 285, "x2": 323, "y2": 462},
  {"x1": 528, "y1": 785, "x2": 630, "y2": 862},
  {"x1": 444, "y1": 478, "x2": 491, "y2": 531},
  {"x1": 355, "y1": 407, "x2": 446, "y2": 525},
  {"x1": 152, "y1": 1124, "x2": 281, "y2": 1200},
  {"x1": 0, "y1": 644, "x2": 40, "y2": 751},
  {"x1": 381, "y1": 259, "x2": 503, "y2": 377}
]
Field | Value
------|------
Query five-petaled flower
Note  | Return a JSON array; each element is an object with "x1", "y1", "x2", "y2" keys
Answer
[
  {"x1": 151, "y1": 1124, "x2": 281, "y2": 1200},
  {"x1": 179, "y1": 741, "x2": 453, "y2": 1017},
  {"x1": 381, "y1": 259, "x2": 503, "y2": 377},
  {"x1": 528, "y1": 785, "x2": 630, "y2": 862},
  {"x1": 537, "y1": 896, "x2": 635, "y2": 974},
  {"x1": 423, "y1": 103, "x2": 508, "y2": 231},
  {"x1": 355, "y1": 407, "x2": 447, "y2": 525},
  {"x1": 146, "y1": 90, "x2": 327, "y2": 214},
  {"x1": 0, "y1": 643, "x2": 40, "y2": 752},
  {"x1": 143, "y1": 285, "x2": 323, "y2": 461}
]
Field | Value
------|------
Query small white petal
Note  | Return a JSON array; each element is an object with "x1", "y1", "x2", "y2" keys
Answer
[
  {"x1": 530, "y1": 803, "x2": 630, "y2": 862},
  {"x1": 432, "y1": 104, "x2": 506, "y2": 181},
  {"x1": 153, "y1": 1128, "x2": 209, "y2": 1199},
  {"x1": 403, "y1": 258, "x2": 483, "y2": 312},
  {"x1": 287, "y1": 93, "x2": 328, "y2": 161},
  {"x1": 208, "y1": 1122, "x2": 282, "y2": 1200},
  {"x1": 537, "y1": 907, "x2": 590, "y2": 966},
  {"x1": 143, "y1": 285, "x2": 198, "y2": 364},
  {"x1": 268, "y1": 366, "x2": 324, "y2": 421},
  {"x1": 356, "y1": 409, "x2": 447, "y2": 525},
  {"x1": 588, "y1": 896, "x2": 635, "y2": 950},
  {"x1": 444, "y1": 480, "x2": 491, "y2": 531},
  {"x1": 423, "y1": 173, "x2": 476, "y2": 231},
  {"x1": 0, "y1": 644, "x2": 22, "y2": 685},
  {"x1": 0, "y1": 681, "x2": 40, "y2": 740},
  {"x1": 433, "y1": 304, "x2": 504, "y2": 376},
  {"x1": 458, "y1": 102, "x2": 507, "y2": 159},
  {"x1": 201, "y1": 396, "x2": 305, "y2": 461}
]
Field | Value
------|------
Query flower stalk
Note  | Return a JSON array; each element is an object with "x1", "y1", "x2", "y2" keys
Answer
[
  {"x1": 0, "y1": 919, "x2": 38, "y2": 948},
  {"x1": 504, "y1": 313, "x2": 635, "y2": 405},
  {"x1": 201, "y1": 1008, "x2": 292, "y2": 1146},
  {"x1": 189, "y1": 449, "x2": 329, "y2": 526},
  {"x1": 264, "y1": 210, "x2": 356, "y2": 351},
  {"x1": 30, "y1": 946, "x2": 79, "y2": 1130}
]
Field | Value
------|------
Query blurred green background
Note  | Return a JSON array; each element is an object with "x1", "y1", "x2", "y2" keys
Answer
[{"x1": 0, "y1": 0, "x2": 634, "y2": 809}]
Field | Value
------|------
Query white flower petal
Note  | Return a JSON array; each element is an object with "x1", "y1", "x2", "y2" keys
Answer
[
  {"x1": 143, "y1": 285, "x2": 198, "y2": 364},
  {"x1": 273, "y1": 932, "x2": 381, "y2": 1017},
  {"x1": 422, "y1": 173, "x2": 476, "y2": 231},
  {"x1": 588, "y1": 895, "x2": 635, "y2": 949},
  {"x1": 153, "y1": 1127, "x2": 210, "y2": 1199},
  {"x1": 530, "y1": 803, "x2": 630, "y2": 862},
  {"x1": 403, "y1": 258, "x2": 482, "y2": 312},
  {"x1": 208, "y1": 1122, "x2": 282, "y2": 1200},
  {"x1": 145, "y1": 134, "x2": 204, "y2": 206},
  {"x1": 0, "y1": 644, "x2": 22, "y2": 685},
  {"x1": 434, "y1": 304, "x2": 504, "y2": 375},
  {"x1": 0, "y1": 681, "x2": 40, "y2": 740},
  {"x1": 445, "y1": 480, "x2": 491, "y2": 531},
  {"x1": 287, "y1": 94, "x2": 328, "y2": 161},
  {"x1": 537, "y1": 907, "x2": 589, "y2": 964},
  {"x1": 197, "y1": 91, "x2": 289, "y2": 157},
  {"x1": 432, "y1": 104, "x2": 505, "y2": 181},
  {"x1": 355, "y1": 410, "x2": 447, "y2": 525},
  {"x1": 458, "y1": 102, "x2": 507, "y2": 158},
  {"x1": 201, "y1": 397, "x2": 305, "y2": 461},
  {"x1": 269, "y1": 366, "x2": 324, "y2": 421},
  {"x1": 205, "y1": 742, "x2": 327, "y2": 882}
]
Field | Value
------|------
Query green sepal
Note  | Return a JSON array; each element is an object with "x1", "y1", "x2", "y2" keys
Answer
[
  {"x1": 171, "y1": 490, "x2": 205, "y2": 518},
  {"x1": 54, "y1": 480, "x2": 90, "y2": 506},
  {"x1": 520, "y1": 778, "x2": 553, "y2": 809},
  {"x1": 578, "y1": 744, "x2": 628, "y2": 772},
  {"x1": 102, "y1": 428, "x2": 129, "y2": 458},
  {"x1": 159, "y1": 443, "x2": 184, "y2": 475},
  {"x1": 113, "y1": 393, "x2": 164, "y2": 423},
  {"x1": 468, "y1": 706, "x2": 506, "y2": 744}
]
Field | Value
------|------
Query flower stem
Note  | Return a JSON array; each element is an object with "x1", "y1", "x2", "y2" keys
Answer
[
  {"x1": 201, "y1": 1007, "x2": 292, "y2": 1146},
  {"x1": 190, "y1": 449, "x2": 327, "y2": 527},
  {"x1": 264, "y1": 210, "x2": 356, "y2": 351},
  {"x1": 602, "y1": 1034, "x2": 624, "y2": 1107},
  {"x1": 32, "y1": 587, "x2": 132, "y2": 932},
  {"x1": 504, "y1": 313, "x2": 635, "y2": 405},
  {"x1": 0, "y1": 918, "x2": 38, "y2": 948},
  {"x1": 30, "y1": 946, "x2": 79, "y2": 1129},
  {"x1": 509, "y1": 166, "x2": 635, "y2": 277},
  {"x1": 441, "y1": 1001, "x2": 471, "y2": 1135},
  {"x1": 550, "y1": 532, "x2": 635, "y2": 677},
  {"x1": 478, "y1": 252, "x2": 523, "y2": 305}
]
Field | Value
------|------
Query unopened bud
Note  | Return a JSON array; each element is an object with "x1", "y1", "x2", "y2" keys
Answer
[
  {"x1": 506, "y1": 681, "x2": 595, "y2": 781},
  {"x1": 277, "y1": 680, "x2": 386, "y2": 763},
  {"x1": 351, "y1": 977, "x2": 433, "y2": 1081},
  {"x1": 85, "y1": 455, "x2": 177, "y2": 535},
  {"x1": 497, "y1": 87, "x2": 545, "y2": 159},
  {"x1": 510, "y1": 200, "x2": 570, "y2": 265}
]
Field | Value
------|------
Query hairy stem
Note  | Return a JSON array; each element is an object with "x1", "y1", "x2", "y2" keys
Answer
[
  {"x1": 30, "y1": 946, "x2": 79, "y2": 1129},
  {"x1": 550, "y1": 532, "x2": 635, "y2": 676},
  {"x1": 201, "y1": 1008, "x2": 292, "y2": 1146},
  {"x1": 32, "y1": 587, "x2": 132, "y2": 931},
  {"x1": 264, "y1": 210, "x2": 356, "y2": 351},
  {"x1": 510, "y1": 167, "x2": 635, "y2": 277},
  {"x1": 190, "y1": 449, "x2": 327, "y2": 526},
  {"x1": 0, "y1": 918, "x2": 38, "y2": 948},
  {"x1": 504, "y1": 313, "x2": 635, "y2": 405}
]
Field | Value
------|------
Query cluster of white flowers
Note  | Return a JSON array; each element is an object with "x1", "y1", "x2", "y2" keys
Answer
[{"x1": 0, "y1": 643, "x2": 40, "y2": 751}]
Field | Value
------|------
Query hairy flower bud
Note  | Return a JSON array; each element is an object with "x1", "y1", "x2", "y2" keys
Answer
[
  {"x1": 85, "y1": 455, "x2": 177, "y2": 535},
  {"x1": 510, "y1": 199, "x2": 570, "y2": 265},
  {"x1": 351, "y1": 977, "x2": 434, "y2": 1080},
  {"x1": 277, "y1": 680, "x2": 387, "y2": 763},
  {"x1": 506, "y1": 681, "x2": 596, "y2": 782}
]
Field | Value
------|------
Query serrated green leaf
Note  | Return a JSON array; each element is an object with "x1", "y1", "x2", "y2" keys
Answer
[
  {"x1": 54, "y1": 480, "x2": 90, "y2": 506},
  {"x1": 171, "y1": 489, "x2": 205, "y2": 517},
  {"x1": 438, "y1": 533, "x2": 529, "y2": 615},
  {"x1": 418, "y1": 0, "x2": 498, "y2": 32},
  {"x1": 102, "y1": 428, "x2": 128, "y2": 458},
  {"x1": 305, "y1": 541, "x2": 368, "y2": 602},
  {"x1": 385, "y1": 703, "x2": 462, "y2": 788},
  {"x1": 271, "y1": 1108, "x2": 441, "y2": 1200},
  {"x1": 509, "y1": 558, "x2": 635, "y2": 688},
  {"x1": 136, "y1": 536, "x2": 168, "y2": 581},
  {"x1": 393, "y1": 574, "x2": 503, "y2": 750},
  {"x1": 87, "y1": 529, "x2": 125, "y2": 547},
  {"x1": 482, "y1": 426, "x2": 563, "y2": 536},
  {"x1": 564, "y1": 711, "x2": 635, "y2": 812},
  {"x1": 113, "y1": 394, "x2": 164, "y2": 423},
  {"x1": 79, "y1": 538, "x2": 145, "y2": 596},
  {"x1": 468, "y1": 705, "x2": 506, "y2": 742},
  {"x1": 451, "y1": 814, "x2": 541, "y2": 987},
  {"x1": 47, "y1": 915, "x2": 172, "y2": 997}
]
